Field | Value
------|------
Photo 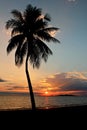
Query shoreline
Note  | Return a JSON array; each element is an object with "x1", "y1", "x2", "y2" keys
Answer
[
  {"x1": 1, "y1": 105, "x2": 87, "y2": 122},
  {"x1": 0, "y1": 104, "x2": 87, "y2": 112},
  {"x1": 0, "y1": 105, "x2": 86, "y2": 127}
]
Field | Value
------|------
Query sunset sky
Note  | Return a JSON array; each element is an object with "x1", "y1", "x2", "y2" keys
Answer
[{"x1": 0, "y1": 0, "x2": 87, "y2": 96}]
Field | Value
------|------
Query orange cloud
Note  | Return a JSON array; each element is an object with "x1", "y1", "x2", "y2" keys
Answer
[
  {"x1": 1, "y1": 71, "x2": 87, "y2": 96},
  {"x1": 0, "y1": 77, "x2": 28, "y2": 93},
  {"x1": 35, "y1": 71, "x2": 87, "y2": 96}
]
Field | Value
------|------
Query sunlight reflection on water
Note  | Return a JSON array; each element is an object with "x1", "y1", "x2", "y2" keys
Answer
[{"x1": 0, "y1": 94, "x2": 87, "y2": 110}]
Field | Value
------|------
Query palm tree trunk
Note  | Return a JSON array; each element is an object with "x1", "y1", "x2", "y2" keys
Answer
[{"x1": 25, "y1": 54, "x2": 36, "y2": 110}]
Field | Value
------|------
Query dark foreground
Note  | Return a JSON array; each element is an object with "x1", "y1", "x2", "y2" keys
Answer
[
  {"x1": 0, "y1": 105, "x2": 87, "y2": 127},
  {"x1": 1, "y1": 105, "x2": 87, "y2": 113},
  {"x1": 1, "y1": 105, "x2": 87, "y2": 116}
]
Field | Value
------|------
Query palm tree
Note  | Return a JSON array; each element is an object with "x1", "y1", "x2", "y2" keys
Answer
[{"x1": 5, "y1": 4, "x2": 60, "y2": 110}]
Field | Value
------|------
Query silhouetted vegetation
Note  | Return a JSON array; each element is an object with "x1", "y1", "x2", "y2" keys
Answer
[{"x1": 5, "y1": 4, "x2": 60, "y2": 110}]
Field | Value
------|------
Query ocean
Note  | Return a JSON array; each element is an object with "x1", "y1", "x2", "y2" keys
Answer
[{"x1": 0, "y1": 93, "x2": 87, "y2": 110}]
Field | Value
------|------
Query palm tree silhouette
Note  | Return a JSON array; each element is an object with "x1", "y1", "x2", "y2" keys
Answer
[{"x1": 5, "y1": 4, "x2": 60, "y2": 110}]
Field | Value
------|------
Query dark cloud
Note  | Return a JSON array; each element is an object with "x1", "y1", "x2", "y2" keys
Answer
[
  {"x1": 7, "y1": 86, "x2": 28, "y2": 91},
  {"x1": 0, "y1": 78, "x2": 6, "y2": 82},
  {"x1": 38, "y1": 72, "x2": 87, "y2": 95},
  {"x1": 0, "y1": 79, "x2": 28, "y2": 92},
  {"x1": 67, "y1": 0, "x2": 76, "y2": 2}
]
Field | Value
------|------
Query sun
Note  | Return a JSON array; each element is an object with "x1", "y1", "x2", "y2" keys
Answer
[
  {"x1": 41, "y1": 91, "x2": 51, "y2": 96},
  {"x1": 45, "y1": 91, "x2": 48, "y2": 95}
]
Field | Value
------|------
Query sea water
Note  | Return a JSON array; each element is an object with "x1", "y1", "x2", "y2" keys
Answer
[{"x1": 0, "y1": 94, "x2": 87, "y2": 110}]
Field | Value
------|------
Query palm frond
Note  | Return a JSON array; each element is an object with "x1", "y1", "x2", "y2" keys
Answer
[
  {"x1": 11, "y1": 27, "x2": 23, "y2": 36},
  {"x1": 11, "y1": 10, "x2": 23, "y2": 22},
  {"x1": 31, "y1": 7, "x2": 42, "y2": 21},
  {"x1": 21, "y1": 42, "x2": 28, "y2": 59},
  {"x1": 7, "y1": 34, "x2": 24, "y2": 54},
  {"x1": 7, "y1": 41, "x2": 17, "y2": 54},
  {"x1": 29, "y1": 51, "x2": 40, "y2": 69},
  {"x1": 28, "y1": 37, "x2": 52, "y2": 67},
  {"x1": 24, "y1": 4, "x2": 34, "y2": 21},
  {"x1": 15, "y1": 44, "x2": 24, "y2": 66},
  {"x1": 37, "y1": 30, "x2": 60, "y2": 43},
  {"x1": 15, "y1": 45, "x2": 21, "y2": 65},
  {"x1": 43, "y1": 27, "x2": 60, "y2": 32},
  {"x1": 25, "y1": 4, "x2": 33, "y2": 12},
  {"x1": 33, "y1": 19, "x2": 48, "y2": 31},
  {"x1": 24, "y1": 4, "x2": 42, "y2": 29},
  {"x1": 44, "y1": 13, "x2": 51, "y2": 21},
  {"x1": 15, "y1": 42, "x2": 27, "y2": 66},
  {"x1": 5, "y1": 19, "x2": 21, "y2": 29},
  {"x1": 29, "y1": 55, "x2": 40, "y2": 69},
  {"x1": 34, "y1": 38, "x2": 53, "y2": 62},
  {"x1": 25, "y1": 4, "x2": 42, "y2": 20}
]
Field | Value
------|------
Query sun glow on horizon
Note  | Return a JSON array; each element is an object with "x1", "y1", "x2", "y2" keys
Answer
[
  {"x1": 40, "y1": 91, "x2": 51, "y2": 96},
  {"x1": 45, "y1": 91, "x2": 48, "y2": 95}
]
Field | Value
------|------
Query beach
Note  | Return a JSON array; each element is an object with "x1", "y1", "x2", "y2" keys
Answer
[
  {"x1": 0, "y1": 94, "x2": 87, "y2": 125},
  {"x1": 0, "y1": 105, "x2": 87, "y2": 128},
  {"x1": 1, "y1": 104, "x2": 87, "y2": 115}
]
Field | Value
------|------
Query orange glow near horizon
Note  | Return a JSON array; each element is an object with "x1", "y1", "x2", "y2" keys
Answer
[
  {"x1": 1, "y1": 70, "x2": 87, "y2": 96},
  {"x1": 37, "y1": 90, "x2": 83, "y2": 97},
  {"x1": 0, "y1": 84, "x2": 86, "y2": 96},
  {"x1": 45, "y1": 91, "x2": 48, "y2": 95},
  {"x1": 45, "y1": 91, "x2": 49, "y2": 96}
]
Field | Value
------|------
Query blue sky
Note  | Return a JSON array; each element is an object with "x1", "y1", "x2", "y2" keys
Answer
[{"x1": 0, "y1": 0, "x2": 87, "y2": 95}]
